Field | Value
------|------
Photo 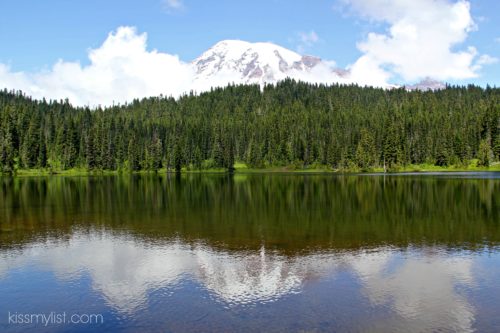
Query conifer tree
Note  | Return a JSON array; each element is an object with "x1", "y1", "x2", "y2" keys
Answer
[{"x1": 477, "y1": 139, "x2": 491, "y2": 167}]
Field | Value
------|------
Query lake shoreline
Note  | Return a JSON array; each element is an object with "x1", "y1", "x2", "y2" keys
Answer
[{"x1": 4, "y1": 163, "x2": 500, "y2": 177}]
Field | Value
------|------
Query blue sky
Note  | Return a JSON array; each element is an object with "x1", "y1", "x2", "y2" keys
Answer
[
  {"x1": 0, "y1": 0, "x2": 498, "y2": 105},
  {"x1": 0, "y1": 0, "x2": 362, "y2": 68}
]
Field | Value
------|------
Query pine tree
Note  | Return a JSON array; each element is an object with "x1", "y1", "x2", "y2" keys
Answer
[
  {"x1": 477, "y1": 139, "x2": 491, "y2": 167},
  {"x1": 128, "y1": 138, "x2": 140, "y2": 171},
  {"x1": 0, "y1": 126, "x2": 15, "y2": 173},
  {"x1": 383, "y1": 122, "x2": 400, "y2": 169},
  {"x1": 493, "y1": 134, "x2": 500, "y2": 162},
  {"x1": 37, "y1": 137, "x2": 47, "y2": 168},
  {"x1": 212, "y1": 133, "x2": 223, "y2": 168},
  {"x1": 85, "y1": 133, "x2": 97, "y2": 170},
  {"x1": 355, "y1": 128, "x2": 376, "y2": 170},
  {"x1": 147, "y1": 136, "x2": 163, "y2": 171}
]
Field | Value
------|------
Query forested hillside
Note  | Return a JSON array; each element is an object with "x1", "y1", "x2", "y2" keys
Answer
[{"x1": 0, "y1": 80, "x2": 499, "y2": 173}]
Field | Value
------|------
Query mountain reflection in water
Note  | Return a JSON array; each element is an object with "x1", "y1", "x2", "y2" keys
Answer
[{"x1": 0, "y1": 174, "x2": 499, "y2": 332}]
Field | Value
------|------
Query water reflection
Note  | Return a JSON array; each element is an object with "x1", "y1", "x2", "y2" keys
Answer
[
  {"x1": 0, "y1": 230, "x2": 488, "y2": 332},
  {"x1": 1, "y1": 231, "x2": 319, "y2": 311},
  {"x1": 1, "y1": 174, "x2": 499, "y2": 250},
  {"x1": 0, "y1": 174, "x2": 499, "y2": 332},
  {"x1": 349, "y1": 250, "x2": 476, "y2": 332}
]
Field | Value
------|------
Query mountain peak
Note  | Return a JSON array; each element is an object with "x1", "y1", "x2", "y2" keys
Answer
[
  {"x1": 405, "y1": 78, "x2": 446, "y2": 91},
  {"x1": 190, "y1": 39, "x2": 411, "y2": 91},
  {"x1": 192, "y1": 40, "x2": 326, "y2": 86}
]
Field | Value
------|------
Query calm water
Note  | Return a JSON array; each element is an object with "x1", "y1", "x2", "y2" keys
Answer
[{"x1": 0, "y1": 173, "x2": 499, "y2": 332}]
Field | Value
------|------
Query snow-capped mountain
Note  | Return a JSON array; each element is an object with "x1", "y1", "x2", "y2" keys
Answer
[
  {"x1": 191, "y1": 40, "x2": 346, "y2": 89},
  {"x1": 190, "y1": 40, "x2": 445, "y2": 91},
  {"x1": 405, "y1": 78, "x2": 447, "y2": 91}
]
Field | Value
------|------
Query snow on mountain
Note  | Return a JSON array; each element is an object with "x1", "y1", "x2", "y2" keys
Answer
[
  {"x1": 190, "y1": 40, "x2": 347, "y2": 90},
  {"x1": 405, "y1": 78, "x2": 447, "y2": 91},
  {"x1": 190, "y1": 40, "x2": 452, "y2": 93}
]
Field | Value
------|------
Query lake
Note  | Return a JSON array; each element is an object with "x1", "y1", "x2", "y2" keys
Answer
[{"x1": 0, "y1": 173, "x2": 499, "y2": 332}]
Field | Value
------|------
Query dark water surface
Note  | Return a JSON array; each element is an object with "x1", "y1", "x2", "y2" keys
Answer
[{"x1": 0, "y1": 173, "x2": 499, "y2": 332}]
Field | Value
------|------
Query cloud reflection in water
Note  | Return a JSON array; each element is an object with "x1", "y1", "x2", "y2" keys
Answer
[{"x1": 0, "y1": 230, "x2": 479, "y2": 333}]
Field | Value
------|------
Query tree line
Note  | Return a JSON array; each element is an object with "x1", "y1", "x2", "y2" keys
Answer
[{"x1": 0, "y1": 79, "x2": 499, "y2": 173}]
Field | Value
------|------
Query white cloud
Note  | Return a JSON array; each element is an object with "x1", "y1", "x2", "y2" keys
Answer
[
  {"x1": 0, "y1": 26, "x2": 382, "y2": 107},
  {"x1": 0, "y1": 27, "x2": 194, "y2": 106},
  {"x1": 343, "y1": 0, "x2": 495, "y2": 82},
  {"x1": 474, "y1": 54, "x2": 498, "y2": 67},
  {"x1": 297, "y1": 30, "x2": 320, "y2": 53},
  {"x1": 299, "y1": 31, "x2": 319, "y2": 46},
  {"x1": 163, "y1": 0, "x2": 184, "y2": 11},
  {"x1": 0, "y1": 3, "x2": 495, "y2": 108}
]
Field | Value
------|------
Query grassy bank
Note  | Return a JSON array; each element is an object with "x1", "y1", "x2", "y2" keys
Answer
[
  {"x1": 389, "y1": 161, "x2": 500, "y2": 173},
  {"x1": 5, "y1": 160, "x2": 500, "y2": 177}
]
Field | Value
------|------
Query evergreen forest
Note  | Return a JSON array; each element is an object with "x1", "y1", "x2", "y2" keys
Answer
[{"x1": 0, "y1": 80, "x2": 499, "y2": 174}]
